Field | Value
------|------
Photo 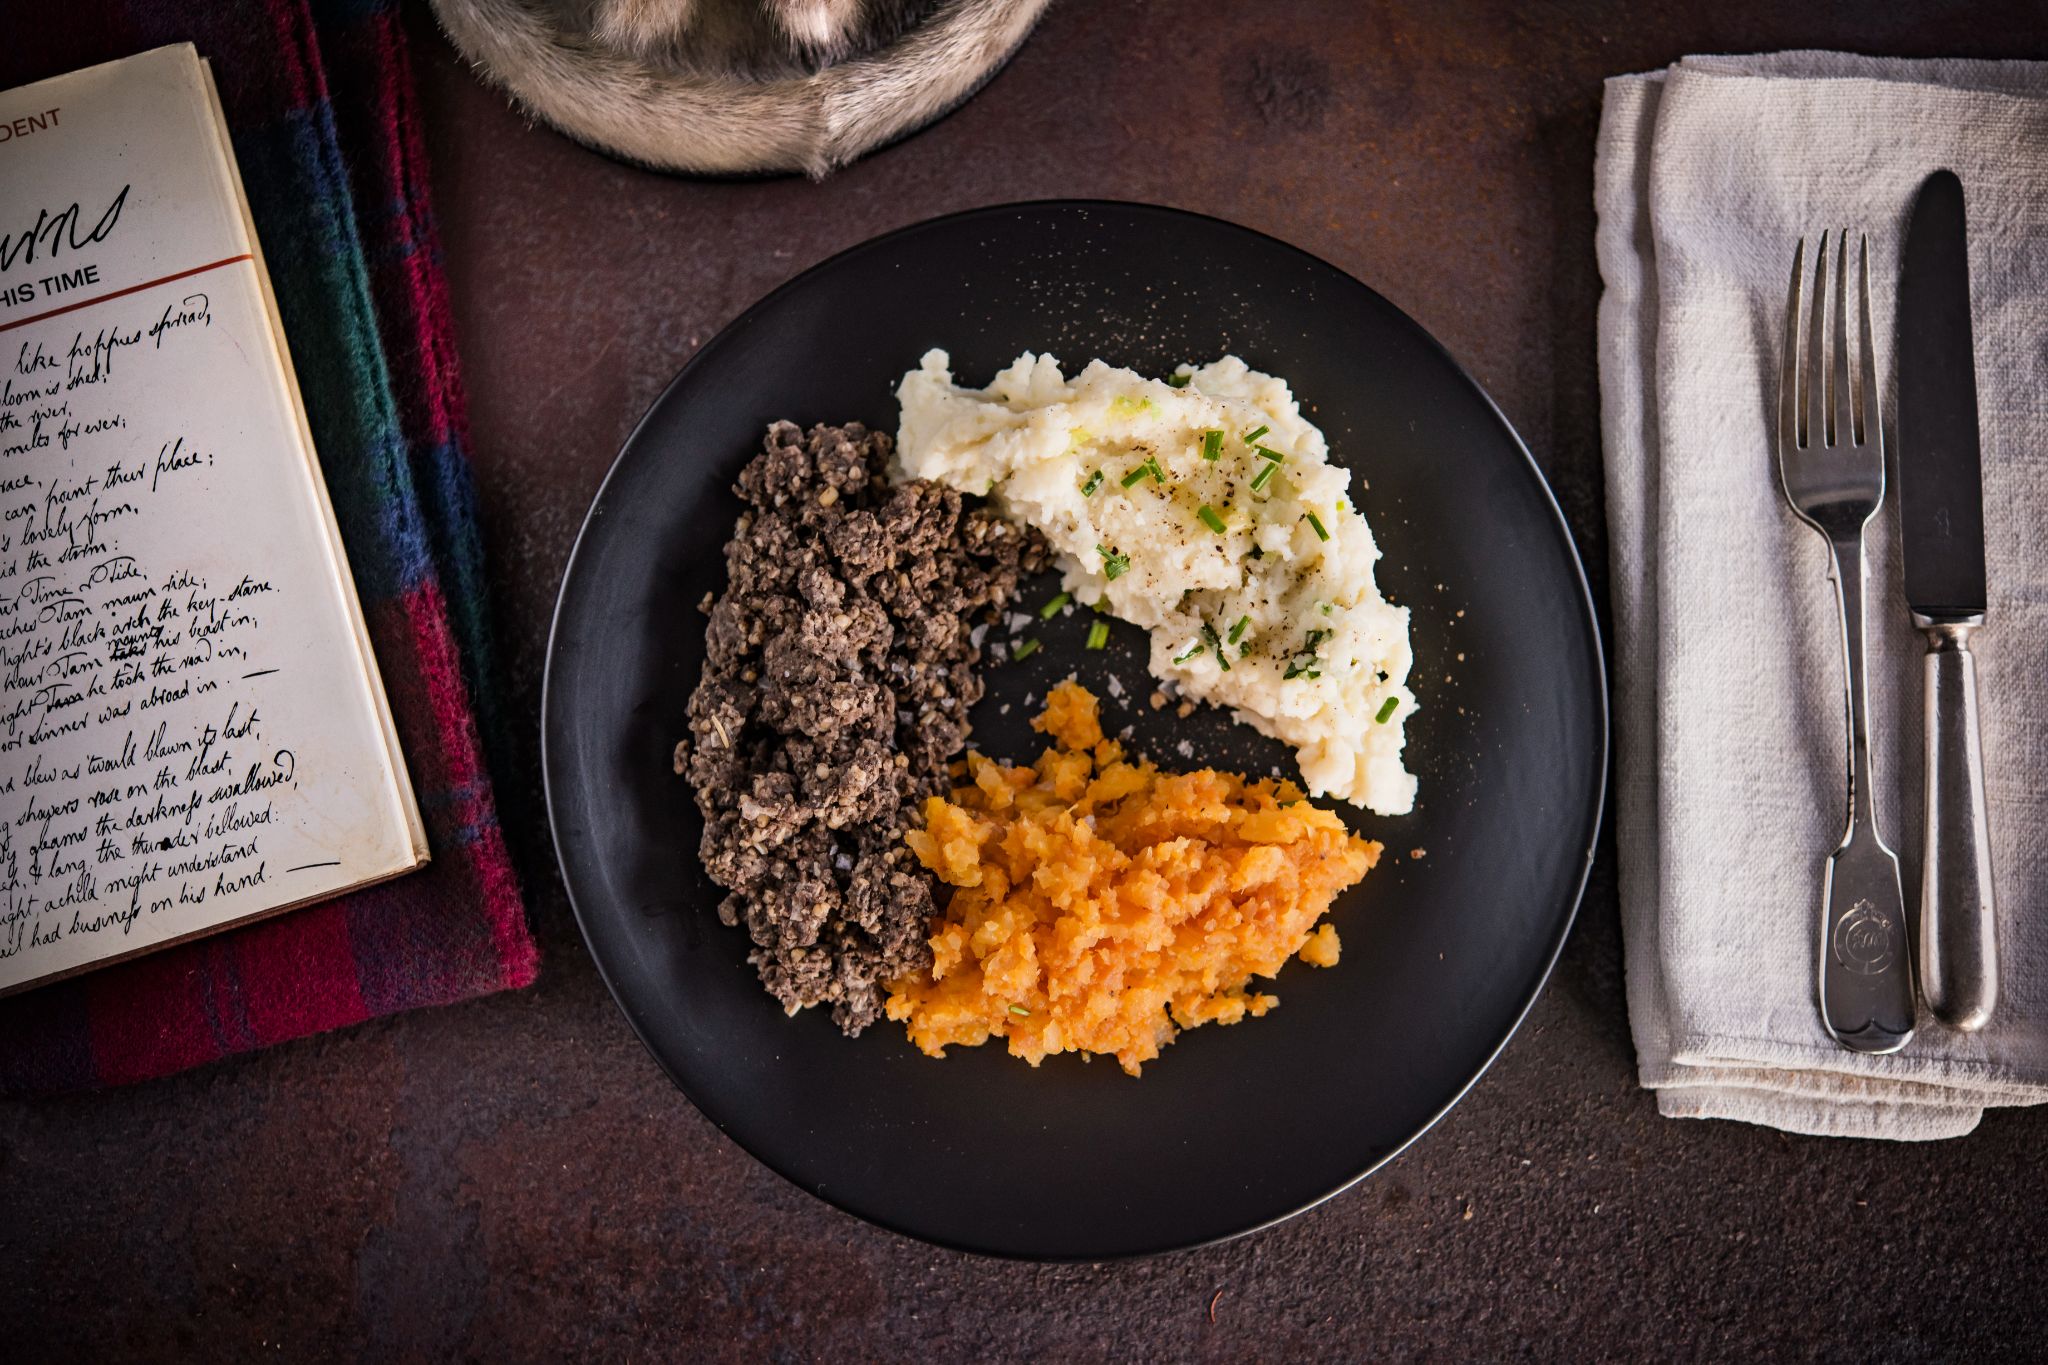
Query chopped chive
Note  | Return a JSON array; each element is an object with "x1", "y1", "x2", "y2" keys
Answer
[
  {"x1": 1197, "y1": 504, "x2": 1227, "y2": 534},
  {"x1": 1173, "y1": 641, "x2": 1207, "y2": 664},
  {"x1": 1080, "y1": 469, "x2": 1104, "y2": 496},
  {"x1": 1320, "y1": 602, "x2": 1333, "y2": 614},
  {"x1": 1202, "y1": 621, "x2": 1231, "y2": 671},
  {"x1": 1375, "y1": 696, "x2": 1399, "y2": 724},
  {"x1": 1122, "y1": 457, "x2": 1165, "y2": 489},
  {"x1": 1165, "y1": 373, "x2": 1190, "y2": 388},
  {"x1": 1012, "y1": 637, "x2": 1042, "y2": 661},
  {"x1": 1097, "y1": 544, "x2": 1130, "y2": 580},
  {"x1": 1228, "y1": 616, "x2": 1250, "y2": 644},
  {"x1": 1249, "y1": 461, "x2": 1278, "y2": 493},
  {"x1": 1039, "y1": 592, "x2": 1071, "y2": 620},
  {"x1": 1201, "y1": 429, "x2": 1224, "y2": 461},
  {"x1": 1008, "y1": 1004, "x2": 1031, "y2": 1017},
  {"x1": 1285, "y1": 629, "x2": 1328, "y2": 681},
  {"x1": 1242, "y1": 424, "x2": 1270, "y2": 445},
  {"x1": 1085, "y1": 620, "x2": 1110, "y2": 650},
  {"x1": 1305, "y1": 511, "x2": 1330, "y2": 542},
  {"x1": 1254, "y1": 444, "x2": 1285, "y2": 463}
]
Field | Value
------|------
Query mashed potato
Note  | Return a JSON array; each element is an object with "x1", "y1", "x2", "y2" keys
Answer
[{"x1": 894, "y1": 350, "x2": 1418, "y2": 815}]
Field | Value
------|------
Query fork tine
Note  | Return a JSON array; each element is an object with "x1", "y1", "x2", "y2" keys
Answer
[
  {"x1": 1780, "y1": 237, "x2": 1806, "y2": 453},
  {"x1": 1830, "y1": 229, "x2": 1853, "y2": 447},
  {"x1": 1807, "y1": 229, "x2": 1830, "y2": 448},
  {"x1": 1856, "y1": 232, "x2": 1879, "y2": 448}
]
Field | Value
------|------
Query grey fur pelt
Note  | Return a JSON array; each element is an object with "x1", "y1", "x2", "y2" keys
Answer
[{"x1": 429, "y1": 0, "x2": 1051, "y2": 177}]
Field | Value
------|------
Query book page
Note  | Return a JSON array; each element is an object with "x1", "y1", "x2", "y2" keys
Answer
[{"x1": 0, "y1": 45, "x2": 425, "y2": 993}]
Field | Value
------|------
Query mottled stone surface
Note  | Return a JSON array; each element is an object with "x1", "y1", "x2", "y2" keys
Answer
[{"x1": 6, "y1": 0, "x2": 2046, "y2": 1357}]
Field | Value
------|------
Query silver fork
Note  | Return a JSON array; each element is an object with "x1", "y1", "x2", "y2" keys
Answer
[{"x1": 1776, "y1": 230, "x2": 1917, "y2": 1054}]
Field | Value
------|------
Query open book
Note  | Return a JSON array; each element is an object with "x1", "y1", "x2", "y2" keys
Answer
[{"x1": 0, "y1": 45, "x2": 427, "y2": 995}]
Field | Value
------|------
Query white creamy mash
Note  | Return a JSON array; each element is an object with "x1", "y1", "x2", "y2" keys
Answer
[{"x1": 894, "y1": 349, "x2": 1417, "y2": 815}]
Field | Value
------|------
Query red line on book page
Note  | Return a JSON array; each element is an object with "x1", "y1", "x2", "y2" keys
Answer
[{"x1": 0, "y1": 254, "x2": 254, "y2": 334}]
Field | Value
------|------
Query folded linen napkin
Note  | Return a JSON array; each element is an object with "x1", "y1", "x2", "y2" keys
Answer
[{"x1": 1597, "y1": 52, "x2": 2048, "y2": 1139}]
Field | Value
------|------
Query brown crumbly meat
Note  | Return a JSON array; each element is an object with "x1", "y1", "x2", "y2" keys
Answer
[{"x1": 677, "y1": 420, "x2": 1046, "y2": 1034}]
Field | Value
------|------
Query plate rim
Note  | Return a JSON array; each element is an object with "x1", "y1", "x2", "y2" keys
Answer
[{"x1": 540, "y1": 197, "x2": 1611, "y2": 1260}]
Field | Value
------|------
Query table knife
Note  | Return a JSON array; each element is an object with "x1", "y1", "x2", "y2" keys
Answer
[{"x1": 1897, "y1": 168, "x2": 1997, "y2": 1031}]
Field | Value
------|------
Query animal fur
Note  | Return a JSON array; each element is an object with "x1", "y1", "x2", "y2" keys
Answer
[{"x1": 429, "y1": 0, "x2": 1051, "y2": 177}]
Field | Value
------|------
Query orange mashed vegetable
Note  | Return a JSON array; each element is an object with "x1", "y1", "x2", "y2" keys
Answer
[{"x1": 886, "y1": 679, "x2": 1381, "y2": 1075}]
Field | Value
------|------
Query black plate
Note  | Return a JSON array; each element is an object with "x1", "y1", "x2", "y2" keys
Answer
[{"x1": 544, "y1": 202, "x2": 1606, "y2": 1259}]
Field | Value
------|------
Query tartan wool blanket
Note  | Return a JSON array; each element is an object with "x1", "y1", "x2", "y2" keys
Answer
[{"x1": 0, "y1": 0, "x2": 537, "y2": 1094}]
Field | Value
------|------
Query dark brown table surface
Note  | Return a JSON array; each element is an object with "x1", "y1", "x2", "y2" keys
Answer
[{"x1": 9, "y1": 0, "x2": 2048, "y2": 1358}]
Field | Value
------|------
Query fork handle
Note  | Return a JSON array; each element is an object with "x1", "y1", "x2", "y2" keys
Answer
[
  {"x1": 1817, "y1": 533, "x2": 1915, "y2": 1053},
  {"x1": 1918, "y1": 621, "x2": 1997, "y2": 1031}
]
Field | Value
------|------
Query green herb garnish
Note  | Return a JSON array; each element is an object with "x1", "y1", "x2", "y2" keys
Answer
[
  {"x1": 1284, "y1": 629, "x2": 1329, "y2": 680},
  {"x1": 1200, "y1": 429, "x2": 1223, "y2": 461},
  {"x1": 1098, "y1": 544, "x2": 1130, "y2": 580},
  {"x1": 1375, "y1": 696, "x2": 1399, "y2": 724},
  {"x1": 1249, "y1": 461, "x2": 1278, "y2": 493},
  {"x1": 1165, "y1": 373, "x2": 1190, "y2": 388},
  {"x1": 1173, "y1": 641, "x2": 1207, "y2": 664},
  {"x1": 1228, "y1": 616, "x2": 1250, "y2": 644},
  {"x1": 1008, "y1": 1004, "x2": 1031, "y2": 1017},
  {"x1": 1012, "y1": 637, "x2": 1042, "y2": 661},
  {"x1": 1197, "y1": 504, "x2": 1227, "y2": 534},
  {"x1": 1040, "y1": 592, "x2": 1071, "y2": 620},
  {"x1": 1242, "y1": 423, "x2": 1270, "y2": 445},
  {"x1": 1305, "y1": 510, "x2": 1331, "y2": 542},
  {"x1": 1201, "y1": 621, "x2": 1230, "y2": 671},
  {"x1": 1080, "y1": 469, "x2": 1104, "y2": 496},
  {"x1": 1120, "y1": 457, "x2": 1165, "y2": 489},
  {"x1": 1254, "y1": 445, "x2": 1285, "y2": 464},
  {"x1": 1085, "y1": 620, "x2": 1110, "y2": 650}
]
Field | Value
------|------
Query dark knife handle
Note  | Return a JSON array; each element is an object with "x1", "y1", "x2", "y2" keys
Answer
[{"x1": 1919, "y1": 622, "x2": 1998, "y2": 1031}]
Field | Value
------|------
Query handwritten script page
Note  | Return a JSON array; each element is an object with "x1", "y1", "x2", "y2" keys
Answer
[{"x1": 0, "y1": 45, "x2": 425, "y2": 994}]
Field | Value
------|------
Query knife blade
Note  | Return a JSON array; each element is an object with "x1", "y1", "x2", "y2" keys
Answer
[
  {"x1": 1899, "y1": 169, "x2": 1987, "y2": 621},
  {"x1": 1897, "y1": 167, "x2": 1997, "y2": 1032}
]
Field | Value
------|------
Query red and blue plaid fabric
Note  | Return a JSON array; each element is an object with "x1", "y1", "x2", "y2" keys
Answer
[{"x1": 0, "y1": 0, "x2": 536, "y2": 1094}]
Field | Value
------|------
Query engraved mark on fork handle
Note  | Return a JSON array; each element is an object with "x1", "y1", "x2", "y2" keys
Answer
[{"x1": 1833, "y1": 900, "x2": 1897, "y2": 976}]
